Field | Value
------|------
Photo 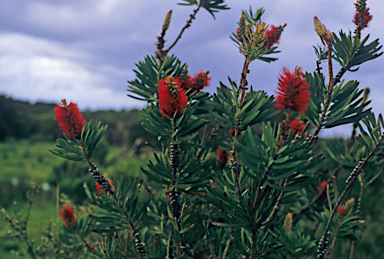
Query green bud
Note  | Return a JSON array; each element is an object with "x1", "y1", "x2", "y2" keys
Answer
[{"x1": 163, "y1": 10, "x2": 172, "y2": 32}]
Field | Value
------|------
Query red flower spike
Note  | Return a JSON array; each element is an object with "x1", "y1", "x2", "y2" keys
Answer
[
  {"x1": 320, "y1": 181, "x2": 327, "y2": 189},
  {"x1": 54, "y1": 99, "x2": 86, "y2": 138},
  {"x1": 290, "y1": 118, "x2": 305, "y2": 134},
  {"x1": 217, "y1": 148, "x2": 230, "y2": 169},
  {"x1": 96, "y1": 173, "x2": 114, "y2": 195},
  {"x1": 353, "y1": 10, "x2": 372, "y2": 29},
  {"x1": 181, "y1": 71, "x2": 211, "y2": 95},
  {"x1": 317, "y1": 181, "x2": 328, "y2": 194},
  {"x1": 316, "y1": 181, "x2": 328, "y2": 201},
  {"x1": 338, "y1": 206, "x2": 347, "y2": 215},
  {"x1": 60, "y1": 205, "x2": 77, "y2": 228},
  {"x1": 274, "y1": 67, "x2": 311, "y2": 115},
  {"x1": 158, "y1": 76, "x2": 188, "y2": 117},
  {"x1": 264, "y1": 24, "x2": 286, "y2": 48}
]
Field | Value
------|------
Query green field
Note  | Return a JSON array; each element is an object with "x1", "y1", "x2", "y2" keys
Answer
[{"x1": 0, "y1": 140, "x2": 151, "y2": 258}]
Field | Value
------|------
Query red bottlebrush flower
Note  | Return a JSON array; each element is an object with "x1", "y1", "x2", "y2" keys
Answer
[
  {"x1": 290, "y1": 118, "x2": 305, "y2": 134},
  {"x1": 274, "y1": 67, "x2": 311, "y2": 115},
  {"x1": 158, "y1": 76, "x2": 188, "y2": 117},
  {"x1": 337, "y1": 198, "x2": 355, "y2": 214},
  {"x1": 181, "y1": 71, "x2": 211, "y2": 95},
  {"x1": 217, "y1": 148, "x2": 230, "y2": 169},
  {"x1": 95, "y1": 173, "x2": 114, "y2": 195},
  {"x1": 54, "y1": 99, "x2": 86, "y2": 138},
  {"x1": 338, "y1": 206, "x2": 347, "y2": 215},
  {"x1": 264, "y1": 24, "x2": 286, "y2": 48},
  {"x1": 60, "y1": 205, "x2": 77, "y2": 228},
  {"x1": 353, "y1": 10, "x2": 372, "y2": 29},
  {"x1": 317, "y1": 181, "x2": 328, "y2": 201}
]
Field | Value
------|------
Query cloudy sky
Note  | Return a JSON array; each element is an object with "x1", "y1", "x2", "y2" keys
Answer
[{"x1": 0, "y1": 0, "x2": 383, "y2": 135}]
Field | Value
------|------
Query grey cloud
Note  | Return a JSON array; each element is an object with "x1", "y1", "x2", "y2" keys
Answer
[{"x1": 0, "y1": 0, "x2": 382, "y2": 128}]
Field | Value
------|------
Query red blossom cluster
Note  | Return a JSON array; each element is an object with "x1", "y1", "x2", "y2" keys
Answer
[
  {"x1": 290, "y1": 118, "x2": 305, "y2": 134},
  {"x1": 338, "y1": 206, "x2": 348, "y2": 215},
  {"x1": 60, "y1": 204, "x2": 77, "y2": 228},
  {"x1": 316, "y1": 181, "x2": 328, "y2": 201},
  {"x1": 274, "y1": 67, "x2": 310, "y2": 115},
  {"x1": 96, "y1": 173, "x2": 114, "y2": 195},
  {"x1": 158, "y1": 75, "x2": 188, "y2": 117},
  {"x1": 54, "y1": 99, "x2": 86, "y2": 138},
  {"x1": 264, "y1": 24, "x2": 286, "y2": 48},
  {"x1": 353, "y1": 9, "x2": 372, "y2": 29},
  {"x1": 217, "y1": 148, "x2": 230, "y2": 169},
  {"x1": 234, "y1": 24, "x2": 285, "y2": 49},
  {"x1": 338, "y1": 198, "x2": 355, "y2": 215},
  {"x1": 181, "y1": 71, "x2": 211, "y2": 95}
]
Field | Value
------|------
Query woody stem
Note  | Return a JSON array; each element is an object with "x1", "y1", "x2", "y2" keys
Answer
[
  {"x1": 318, "y1": 133, "x2": 384, "y2": 258},
  {"x1": 230, "y1": 58, "x2": 251, "y2": 194},
  {"x1": 305, "y1": 42, "x2": 336, "y2": 150},
  {"x1": 165, "y1": 5, "x2": 201, "y2": 54}
]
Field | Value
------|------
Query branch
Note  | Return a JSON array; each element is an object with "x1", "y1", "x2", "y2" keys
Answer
[
  {"x1": 325, "y1": 220, "x2": 341, "y2": 259},
  {"x1": 317, "y1": 133, "x2": 384, "y2": 258},
  {"x1": 229, "y1": 58, "x2": 251, "y2": 194},
  {"x1": 349, "y1": 172, "x2": 365, "y2": 259},
  {"x1": 293, "y1": 164, "x2": 342, "y2": 222},
  {"x1": 166, "y1": 230, "x2": 174, "y2": 259},
  {"x1": 306, "y1": 40, "x2": 340, "y2": 149},
  {"x1": 75, "y1": 228, "x2": 96, "y2": 255},
  {"x1": 165, "y1": 5, "x2": 201, "y2": 53},
  {"x1": 222, "y1": 228, "x2": 234, "y2": 259},
  {"x1": 261, "y1": 182, "x2": 287, "y2": 231}
]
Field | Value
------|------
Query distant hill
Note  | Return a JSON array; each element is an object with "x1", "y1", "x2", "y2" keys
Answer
[{"x1": 0, "y1": 95, "x2": 152, "y2": 146}]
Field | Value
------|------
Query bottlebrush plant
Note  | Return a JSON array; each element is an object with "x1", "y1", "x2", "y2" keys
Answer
[{"x1": 2, "y1": 0, "x2": 384, "y2": 258}]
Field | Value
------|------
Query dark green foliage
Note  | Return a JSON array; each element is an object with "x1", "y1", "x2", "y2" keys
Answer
[
  {"x1": 242, "y1": 7, "x2": 264, "y2": 24},
  {"x1": 272, "y1": 227, "x2": 317, "y2": 258},
  {"x1": 315, "y1": 208, "x2": 362, "y2": 241},
  {"x1": 325, "y1": 80, "x2": 371, "y2": 128},
  {"x1": 127, "y1": 55, "x2": 187, "y2": 102},
  {"x1": 50, "y1": 135, "x2": 85, "y2": 161},
  {"x1": 236, "y1": 124, "x2": 321, "y2": 190},
  {"x1": 304, "y1": 73, "x2": 371, "y2": 128},
  {"x1": 358, "y1": 112, "x2": 384, "y2": 150},
  {"x1": 142, "y1": 145, "x2": 211, "y2": 190},
  {"x1": 142, "y1": 102, "x2": 209, "y2": 142},
  {"x1": 304, "y1": 72, "x2": 326, "y2": 125},
  {"x1": 332, "y1": 30, "x2": 383, "y2": 71},
  {"x1": 59, "y1": 216, "x2": 91, "y2": 246},
  {"x1": 0, "y1": 95, "x2": 58, "y2": 142},
  {"x1": 206, "y1": 80, "x2": 276, "y2": 130},
  {"x1": 81, "y1": 121, "x2": 108, "y2": 159},
  {"x1": 178, "y1": 0, "x2": 230, "y2": 19},
  {"x1": 314, "y1": 45, "x2": 328, "y2": 61},
  {"x1": 50, "y1": 120, "x2": 107, "y2": 161}
]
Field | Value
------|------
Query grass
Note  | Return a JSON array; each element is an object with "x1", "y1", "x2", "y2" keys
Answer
[
  {"x1": 0, "y1": 139, "x2": 153, "y2": 258},
  {"x1": 0, "y1": 201, "x2": 57, "y2": 258},
  {"x1": 0, "y1": 140, "x2": 62, "y2": 180}
]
